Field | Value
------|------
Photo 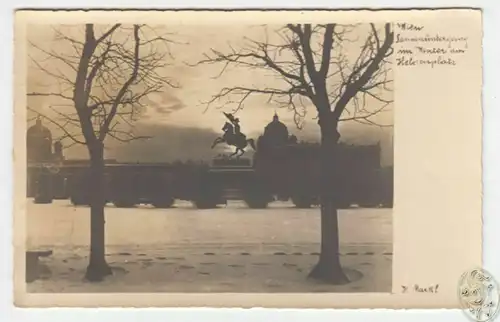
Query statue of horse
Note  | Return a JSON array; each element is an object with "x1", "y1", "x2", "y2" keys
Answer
[{"x1": 211, "y1": 122, "x2": 256, "y2": 158}]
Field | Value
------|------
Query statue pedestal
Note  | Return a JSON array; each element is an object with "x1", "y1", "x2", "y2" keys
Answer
[{"x1": 212, "y1": 157, "x2": 252, "y2": 167}]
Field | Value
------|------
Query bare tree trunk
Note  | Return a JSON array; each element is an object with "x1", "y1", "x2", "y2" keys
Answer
[
  {"x1": 85, "y1": 140, "x2": 112, "y2": 282},
  {"x1": 308, "y1": 111, "x2": 349, "y2": 284}
]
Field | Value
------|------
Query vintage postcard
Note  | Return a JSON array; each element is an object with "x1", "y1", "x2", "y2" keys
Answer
[{"x1": 13, "y1": 9, "x2": 484, "y2": 309}]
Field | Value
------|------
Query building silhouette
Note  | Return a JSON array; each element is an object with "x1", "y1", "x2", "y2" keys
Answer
[
  {"x1": 53, "y1": 140, "x2": 64, "y2": 161},
  {"x1": 263, "y1": 112, "x2": 289, "y2": 147},
  {"x1": 27, "y1": 118, "x2": 53, "y2": 162}
]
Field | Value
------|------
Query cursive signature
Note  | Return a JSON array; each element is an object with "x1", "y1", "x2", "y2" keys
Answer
[{"x1": 401, "y1": 284, "x2": 439, "y2": 293}]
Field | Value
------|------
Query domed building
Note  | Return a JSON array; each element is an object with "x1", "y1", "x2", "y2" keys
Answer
[
  {"x1": 27, "y1": 118, "x2": 53, "y2": 162},
  {"x1": 262, "y1": 112, "x2": 289, "y2": 147}
]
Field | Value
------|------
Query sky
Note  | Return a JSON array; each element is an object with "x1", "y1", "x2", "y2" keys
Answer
[{"x1": 26, "y1": 23, "x2": 394, "y2": 166}]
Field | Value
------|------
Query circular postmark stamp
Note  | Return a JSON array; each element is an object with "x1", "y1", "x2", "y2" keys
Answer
[{"x1": 458, "y1": 268, "x2": 500, "y2": 322}]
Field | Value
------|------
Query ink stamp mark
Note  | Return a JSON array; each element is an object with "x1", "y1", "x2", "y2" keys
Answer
[{"x1": 458, "y1": 268, "x2": 500, "y2": 322}]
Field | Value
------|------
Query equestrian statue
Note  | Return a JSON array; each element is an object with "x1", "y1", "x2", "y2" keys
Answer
[{"x1": 211, "y1": 112, "x2": 256, "y2": 158}]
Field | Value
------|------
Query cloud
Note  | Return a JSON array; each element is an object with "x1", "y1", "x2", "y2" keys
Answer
[
  {"x1": 111, "y1": 123, "x2": 227, "y2": 162},
  {"x1": 140, "y1": 91, "x2": 186, "y2": 121}
]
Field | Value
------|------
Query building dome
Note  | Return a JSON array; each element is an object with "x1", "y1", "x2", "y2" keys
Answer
[
  {"x1": 263, "y1": 112, "x2": 289, "y2": 145},
  {"x1": 27, "y1": 118, "x2": 53, "y2": 162}
]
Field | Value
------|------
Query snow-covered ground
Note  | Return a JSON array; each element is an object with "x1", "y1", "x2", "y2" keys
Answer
[{"x1": 25, "y1": 200, "x2": 393, "y2": 293}]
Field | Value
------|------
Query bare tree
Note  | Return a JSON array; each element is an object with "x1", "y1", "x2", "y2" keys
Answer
[
  {"x1": 28, "y1": 24, "x2": 175, "y2": 281},
  {"x1": 194, "y1": 23, "x2": 394, "y2": 283}
]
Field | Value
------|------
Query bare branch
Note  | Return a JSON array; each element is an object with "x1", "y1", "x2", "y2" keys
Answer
[
  {"x1": 29, "y1": 23, "x2": 177, "y2": 151},
  {"x1": 292, "y1": 25, "x2": 318, "y2": 82},
  {"x1": 194, "y1": 23, "x2": 393, "y2": 131},
  {"x1": 339, "y1": 102, "x2": 391, "y2": 122},
  {"x1": 85, "y1": 41, "x2": 112, "y2": 98},
  {"x1": 29, "y1": 41, "x2": 79, "y2": 73},
  {"x1": 98, "y1": 24, "x2": 141, "y2": 141},
  {"x1": 318, "y1": 24, "x2": 335, "y2": 78},
  {"x1": 95, "y1": 24, "x2": 121, "y2": 45},
  {"x1": 332, "y1": 23, "x2": 394, "y2": 120},
  {"x1": 28, "y1": 92, "x2": 73, "y2": 100}
]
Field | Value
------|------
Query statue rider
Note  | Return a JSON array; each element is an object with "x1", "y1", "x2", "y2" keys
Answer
[
  {"x1": 232, "y1": 117, "x2": 241, "y2": 136},
  {"x1": 223, "y1": 112, "x2": 243, "y2": 138}
]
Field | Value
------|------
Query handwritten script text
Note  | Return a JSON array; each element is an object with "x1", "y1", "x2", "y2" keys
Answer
[{"x1": 395, "y1": 23, "x2": 469, "y2": 68}]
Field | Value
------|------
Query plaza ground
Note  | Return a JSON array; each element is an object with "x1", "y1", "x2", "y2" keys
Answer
[{"x1": 25, "y1": 200, "x2": 393, "y2": 293}]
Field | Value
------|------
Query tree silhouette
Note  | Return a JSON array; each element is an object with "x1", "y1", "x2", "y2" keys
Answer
[
  {"x1": 28, "y1": 24, "x2": 176, "y2": 281},
  {"x1": 194, "y1": 23, "x2": 394, "y2": 283}
]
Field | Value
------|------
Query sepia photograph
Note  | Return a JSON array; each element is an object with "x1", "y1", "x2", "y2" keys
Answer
[
  {"x1": 24, "y1": 20, "x2": 393, "y2": 293},
  {"x1": 13, "y1": 9, "x2": 483, "y2": 308}
]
